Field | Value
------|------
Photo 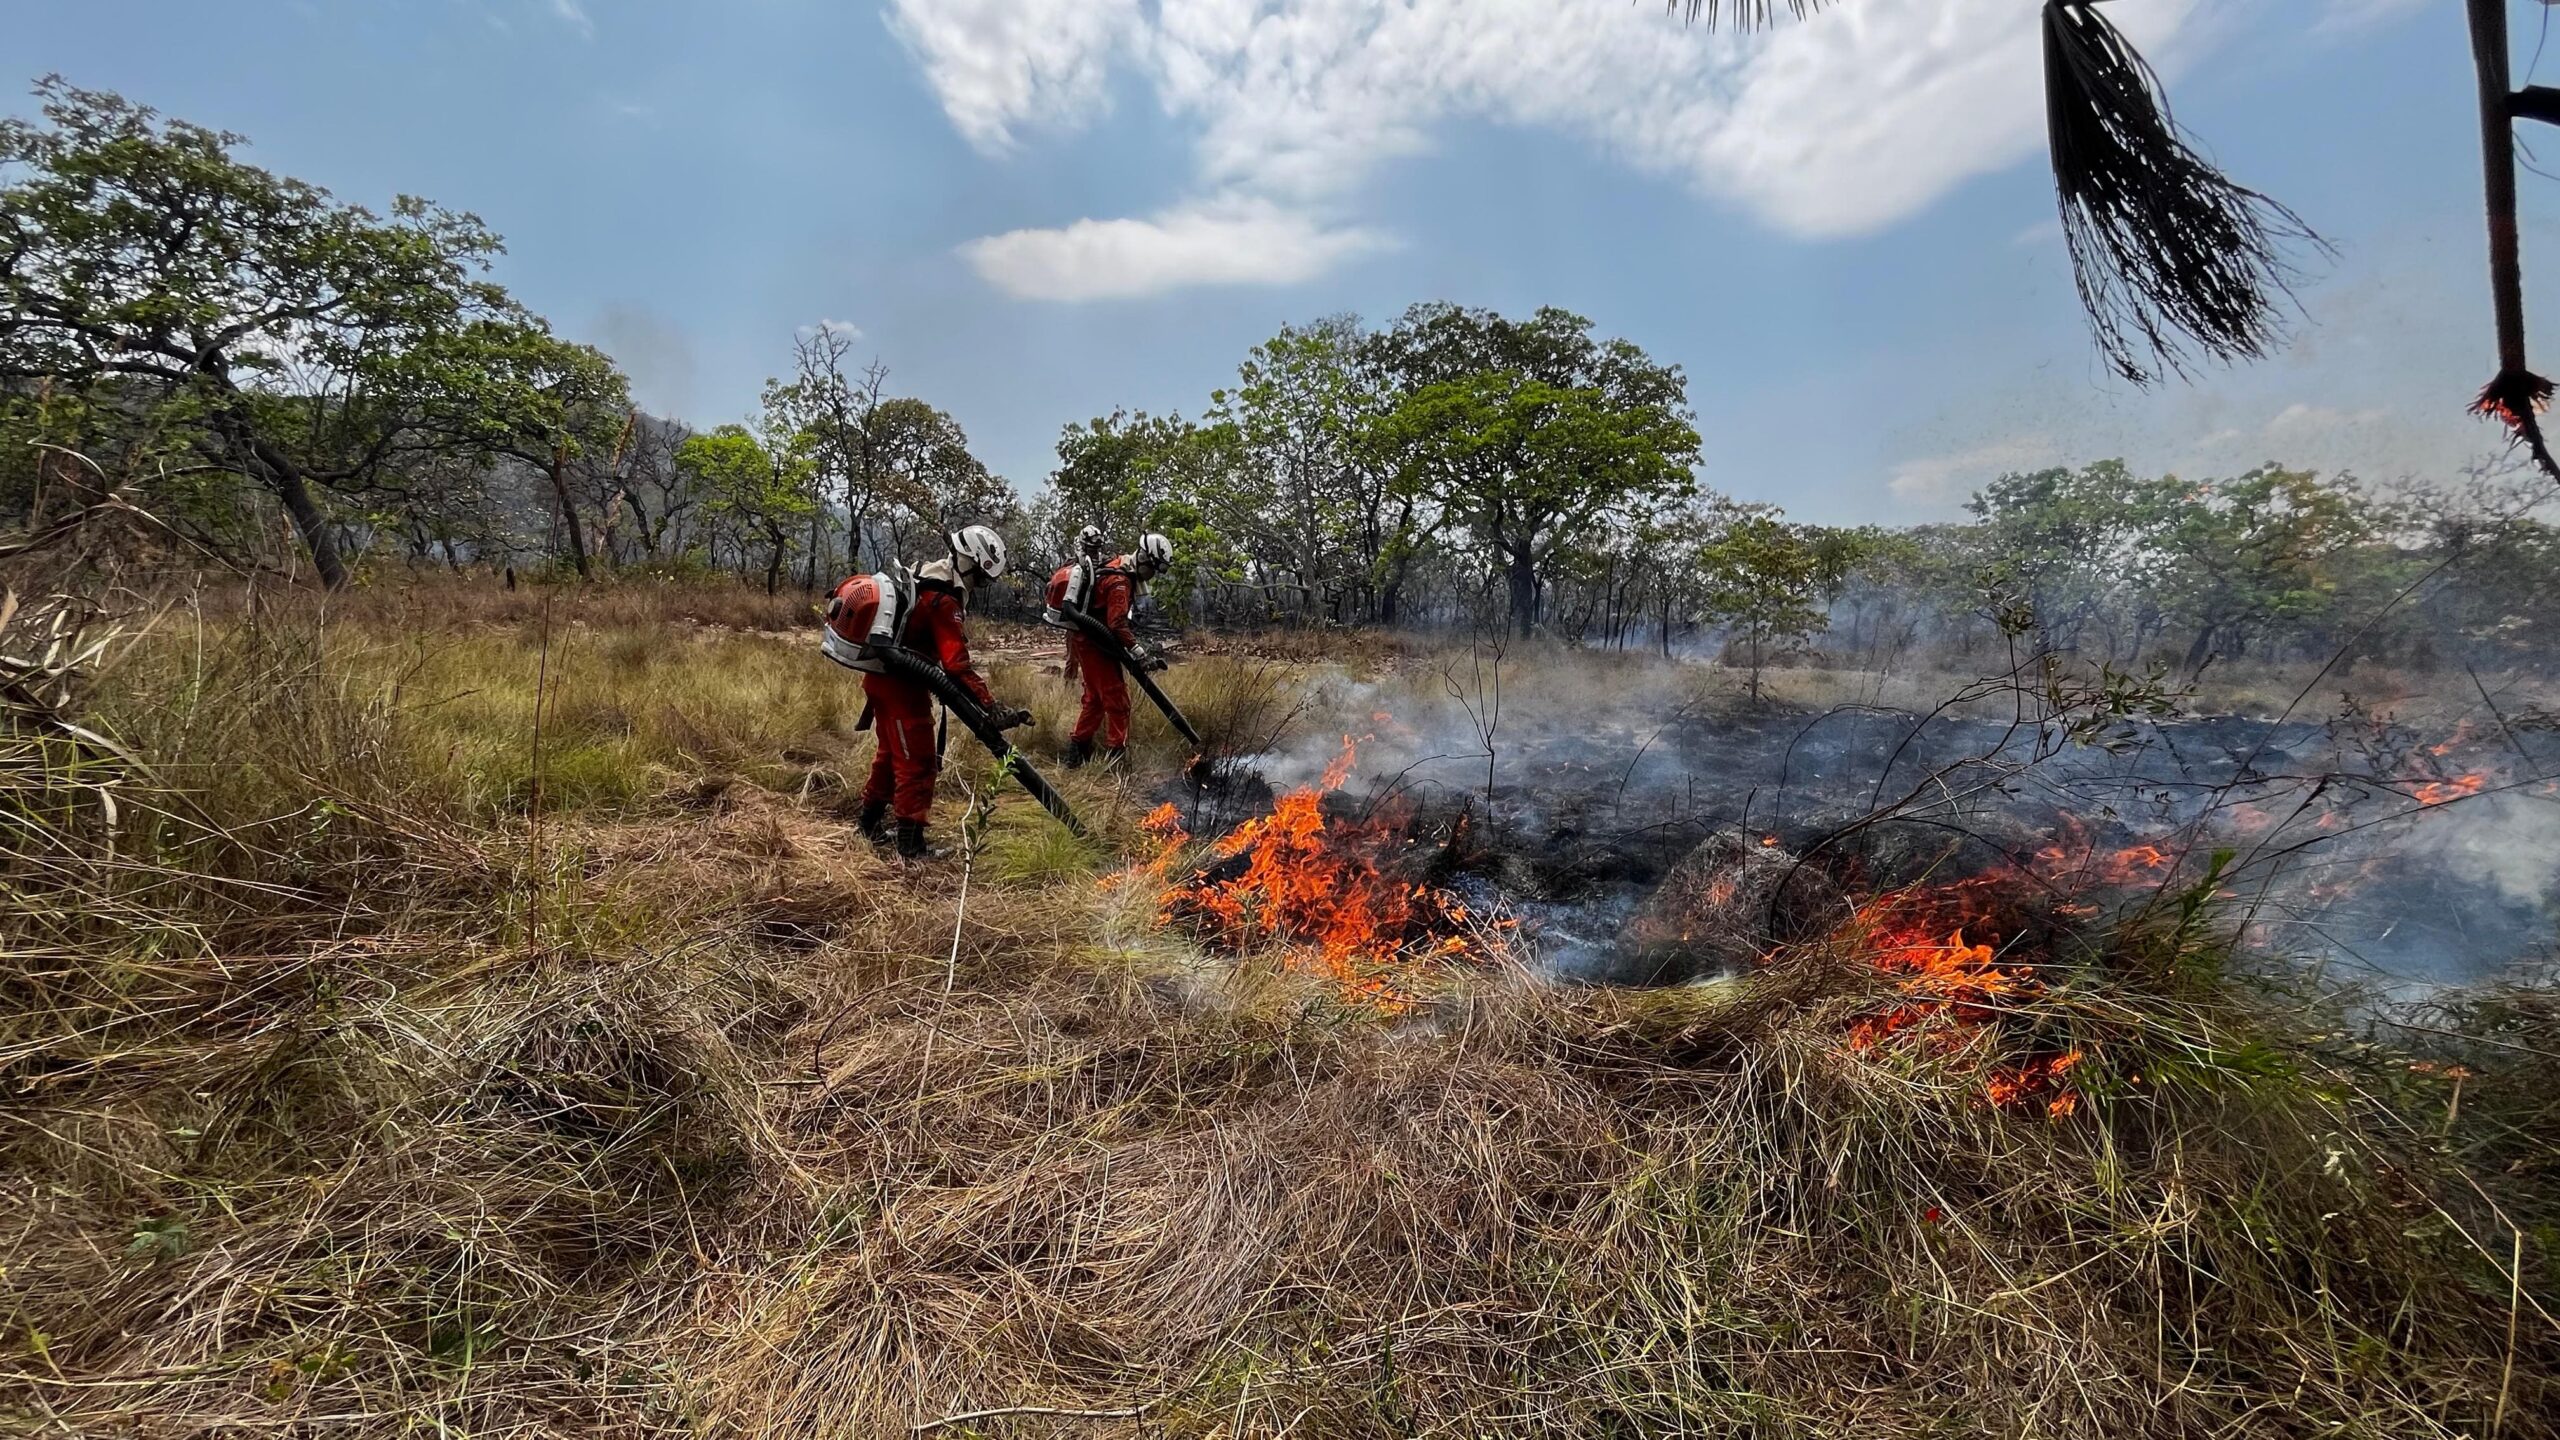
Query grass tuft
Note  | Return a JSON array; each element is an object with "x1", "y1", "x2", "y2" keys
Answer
[{"x1": 3, "y1": 579, "x2": 2552, "y2": 1439}]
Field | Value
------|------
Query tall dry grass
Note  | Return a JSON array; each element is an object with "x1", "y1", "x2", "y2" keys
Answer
[
  {"x1": 2, "y1": 577, "x2": 2554, "y2": 1438},
  {"x1": 690, "y1": 914, "x2": 2558, "y2": 1440}
]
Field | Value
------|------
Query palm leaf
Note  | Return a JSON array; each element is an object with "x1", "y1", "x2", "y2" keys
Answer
[
  {"x1": 2041, "y1": 0, "x2": 2327, "y2": 386},
  {"x1": 1666, "y1": 1, "x2": 1832, "y2": 30},
  {"x1": 1665, "y1": 0, "x2": 2328, "y2": 391}
]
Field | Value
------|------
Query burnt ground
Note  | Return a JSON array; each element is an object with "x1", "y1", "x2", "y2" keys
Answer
[{"x1": 1170, "y1": 698, "x2": 2560, "y2": 991}]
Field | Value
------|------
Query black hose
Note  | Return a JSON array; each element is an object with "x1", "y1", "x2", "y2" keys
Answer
[
  {"x1": 1060, "y1": 608, "x2": 1202, "y2": 748},
  {"x1": 869, "y1": 645, "x2": 1086, "y2": 837}
]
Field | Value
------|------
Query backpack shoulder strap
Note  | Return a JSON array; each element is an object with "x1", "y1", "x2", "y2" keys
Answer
[{"x1": 870, "y1": 569, "x2": 915, "y2": 646}]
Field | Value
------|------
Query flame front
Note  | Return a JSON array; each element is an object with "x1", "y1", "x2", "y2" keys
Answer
[
  {"x1": 1829, "y1": 864, "x2": 2092, "y2": 1119},
  {"x1": 1141, "y1": 736, "x2": 1491, "y2": 1005}
]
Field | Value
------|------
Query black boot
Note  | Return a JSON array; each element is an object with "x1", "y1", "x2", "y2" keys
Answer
[
  {"x1": 1062, "y1": 737, "x2": 1094, "y2": 770},
  {"x1": 856, "y1": 801, "x2": 891, "y2": 846},
  {"x1": 895, "y1": 819, "x2": 939, "y2": 862}
]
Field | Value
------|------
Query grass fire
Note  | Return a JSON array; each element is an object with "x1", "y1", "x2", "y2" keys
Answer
[
  {"x1": 11, "y1": 30, "x2": 2560, "y2": 1440},
  {"x1": 1132, "y1": 737, "x2": 1501, "y2": 1007},
  {"x1": 14, "y1": 567, "x2": 2560, "y2": 1440}
]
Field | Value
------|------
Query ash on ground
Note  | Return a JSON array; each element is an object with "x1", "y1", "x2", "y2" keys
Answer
[{"x1": 1179, "y1": 671, "x2": 2560, "y2": 992}]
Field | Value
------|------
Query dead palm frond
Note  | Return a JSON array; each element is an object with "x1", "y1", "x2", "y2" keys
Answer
[
  {"x1": 1670, "y1": 0, "x2": 1832, "y2": 27},
  {"x1": 2041, "y1": 0, "x2": 2326, "y2": 386},
  {"x1": 1671, "y1": 1, "x2": 2326, "y2": 391},
  {"x1": 2473, "y1": 369, "x2": 2560, "y2": 479},
  {"x1": 2465, "y1": 0, "x2": 2560, "y2": 482}
]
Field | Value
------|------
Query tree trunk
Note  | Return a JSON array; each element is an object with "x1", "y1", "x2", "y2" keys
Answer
[
  {"x1": 2472, "y1": 0, "x2": 2527, "y2": 379},
  {"x1": 201, "y1": 374, "x2": 348, "y2": 589},
  {"x1": 2469, "y1": 0, "x2": 2560, "y2": 478},
  {"x1": 548, "y1": 444, "x2": 594, "y2": 581},
  {"x1": 2181, "y1": 623, "x2": 2218, "y2": 677},
  {"x1": 1505, "y1": 548, "x2": 1540, "y2": 638},
  {"x1": 247, "y1": 430, "x2": 348, "y2": 590},
  {"x1": 592, "y1": 411, "x2": 638, "y2": 568},
  {"x1": 621, "y1": 491, "x2": 653, "y2": 559}
]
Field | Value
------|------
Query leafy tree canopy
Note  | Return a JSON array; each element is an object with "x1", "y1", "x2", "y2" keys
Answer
[{"x1": 0, "y1": 77, "x2": 624, "y2": 586}]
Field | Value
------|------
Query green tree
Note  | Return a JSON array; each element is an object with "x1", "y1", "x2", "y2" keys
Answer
[
  {"x1": 2151, "y1": 465, "x2": 2378, "y2": 675},
  {"x1": 1820, "y1": 525, "x2": 1934, "y2": 666},
  {"x1": 1368, "y1": 305, "x2": 1699, "y2": 636},
  {"x1": 1695, "y1": 507, "x2": 1829, "y2": 701},
  {"x1": 0, "y1": 80, "x2": 590, "y2": 587},
  {"x1": 1213, "y1": 317, "x2": 1381, "y2": 618},
  {"x1": 761, "y1": 332, "x2": 880, "y2": 574},
  {"x1": 869, "y1": 397, "x2": 1010, "y2": 546},
  {"x1": 1048, "y1": 409, "x2": 1186, "y2": 541},
  {"x1": 389, "y1": 318, "x2": 631, "y2": 579},
  {"x1": 1965, "y1": 460, "x2": 2184, "y2": 657},
  {"x1": 679, "y1": 424, "x2": 810, "y2": 594}
]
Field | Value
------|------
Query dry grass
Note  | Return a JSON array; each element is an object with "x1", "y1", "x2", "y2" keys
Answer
[
  {"x1": 4, "y1": 578, "x2": 2555, "y2": 1438},
  {"x1": 217, "y1": 567, "x2": 825, "y2": 634}
]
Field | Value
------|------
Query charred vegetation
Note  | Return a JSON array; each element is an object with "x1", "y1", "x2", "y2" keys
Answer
[{"x1": 9, "y1": 53, "x2": 2560, "y2": 1439}]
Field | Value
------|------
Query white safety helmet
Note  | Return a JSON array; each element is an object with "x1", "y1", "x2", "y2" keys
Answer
[
  {"x1": 1132, "y1": 532, "x2": 1174, "y2": 572},
  {"x1": 1075, "y1": 524, "x2": 1106, "y2": 559},
  {"x1": 947, "y1": 524, "x2": 1009, "y2": 579}
]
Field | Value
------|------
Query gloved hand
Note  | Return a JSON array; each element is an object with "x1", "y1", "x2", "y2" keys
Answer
[
  {"x1": 1129, "y1": 643, "x2": 1170, "y2": 674},
  {"x1": 992, "y1": 705, "x2": 1035, "y2": 731}
]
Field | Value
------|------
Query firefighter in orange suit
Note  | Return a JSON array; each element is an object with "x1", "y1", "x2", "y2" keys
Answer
[
  {"x1": 823, "y1": 525, "x2": 1029, "y2": 860},
  {"x1": 1051, "y1": 532, "x2": 1171, "y2": 769}
]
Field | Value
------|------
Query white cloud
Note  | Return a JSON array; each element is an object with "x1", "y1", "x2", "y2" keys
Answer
[
  {"x1": 1888, "y1": 435, "x2": 2057, "y2": 506},
  {"x1": 801, "y1": 318, "x2": 867, "y2": 340},
  {"x1": 891, "y1": 0, "x2": 2211, "y2": 300},
  {"x1": 2132, "y1": 401, "x2": 2397, "y2": 479},
  {"x1": 2012, "y1": 218, "x2": 2062, "y2": 248},
  {"x1": 549, "y1": 0, "x2": 593, "y2": 39},
  {"x1": 959, "y1": 197, "x2": 1390, "y2": 301},
  {"x1": 886, "y1": 0, "x2": 1138, "y2": 152}
]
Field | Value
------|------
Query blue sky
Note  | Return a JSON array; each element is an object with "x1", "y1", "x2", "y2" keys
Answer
[{"x1": 13, "y1": 0, "x2": 2553, "y2": 523}]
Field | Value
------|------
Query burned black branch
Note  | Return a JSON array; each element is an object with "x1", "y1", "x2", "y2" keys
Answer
[{"x1": 2516, "y1": 84, "x2": 2560, "y2": 129}]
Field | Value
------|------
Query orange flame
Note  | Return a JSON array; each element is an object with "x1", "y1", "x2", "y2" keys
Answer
[
  {"x1": 2031, "y1": 820, "x2": 2178, "y2": 888},
  {"x1": 1138, "y1": 735, "x2": 1490, "y2": 1006},
  {"x1": 1828, "y1": 874, "x2": 2087, "y2": 1119},
  {"x1": 1988, "y1": 1050, "x2": 2086, "y2": 1117},
  {"x1": 2426, "y1": 720, "x2": 2480, "y2": 759},
  {"x1": 2412, "y1": 773, "x2": 2486, "y2": 807}
]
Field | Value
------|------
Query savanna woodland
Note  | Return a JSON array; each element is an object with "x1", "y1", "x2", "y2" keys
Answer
[{"x1": 8, "y1": 1, "x2": 2560, "y2": 1434}]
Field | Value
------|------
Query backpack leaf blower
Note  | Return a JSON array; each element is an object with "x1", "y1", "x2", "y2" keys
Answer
[
  {"x1": 1058, "y1": 607, "x2": 1202, "y2": 749},
  {"x1": 867, "y1": 643, "x2": 1086, "y2": 839}
]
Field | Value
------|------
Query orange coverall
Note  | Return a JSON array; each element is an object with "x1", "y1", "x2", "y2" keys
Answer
[
  {"x1": 860, "y1": 577, "x2": 996, "y2": 824},
  {"x1": 1068, "y1": 561, "x2": 1140, "y2": 750}
]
